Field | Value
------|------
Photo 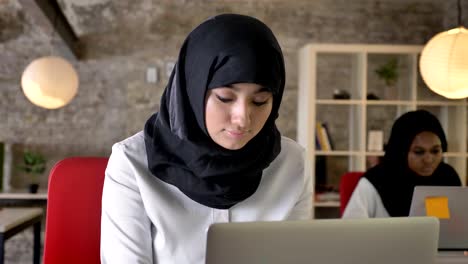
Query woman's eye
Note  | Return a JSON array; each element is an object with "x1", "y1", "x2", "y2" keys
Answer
[
  {"x1": 413, "y1": 151, "x2": 425, "y2": 156},
  {"x1": 253, "y1": 101, "x2": 268, "y2": 106},
  {"x1": 215, "y1": 95, "x2": 233, "y2": 103},
  {"x1": 431, "y1": 149, "x2": 441, "y2": 155}
]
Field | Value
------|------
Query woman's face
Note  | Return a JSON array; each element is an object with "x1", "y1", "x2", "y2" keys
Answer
[
  {"x1": 205, "y1": 83, "x2": 273, "y2": 150},
  {"x1": 407, "y1": 131, "x2": 443, "y2": 176}
]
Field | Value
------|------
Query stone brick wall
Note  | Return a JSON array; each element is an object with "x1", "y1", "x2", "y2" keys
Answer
[{"x1": 2, "y1": 0, "x2": 464, "y2": 190}]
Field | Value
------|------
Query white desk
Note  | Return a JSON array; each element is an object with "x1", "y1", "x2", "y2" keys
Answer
[
  {"x1": 437, "y1": 252, "x2": 468, "y2": 263},
  {"x1": 0, "y1": 208, "x2": 43, "y2": 264},
  {"x1": 0, "y1": 191, "x2": 47, "y2": 208},
  {"x1": 0, "y1": 190, "x2": 47, "y2": 200}
]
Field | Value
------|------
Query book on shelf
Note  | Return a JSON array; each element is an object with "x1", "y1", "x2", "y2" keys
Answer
[
  {"x1": 316, "y1": 122, "x2": 333, "y2": 151},
  {"x1": 321, "y1": 122, "x2": 334, "y2": 150},
  {"x1": 315, "y1": 134, "x2": 321, "y2": 150}
]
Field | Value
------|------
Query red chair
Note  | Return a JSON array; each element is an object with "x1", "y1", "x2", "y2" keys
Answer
[
  {"x1": 339, "y1": 171, "x2": 364, "y2": 216},
  {"x1": 43, "y1": 157, "x2": 108, "y2": 264}
]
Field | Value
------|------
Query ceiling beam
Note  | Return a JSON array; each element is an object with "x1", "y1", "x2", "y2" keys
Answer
[{"x1": 18, "y1": 0, "x2": 81, "y2": 60}]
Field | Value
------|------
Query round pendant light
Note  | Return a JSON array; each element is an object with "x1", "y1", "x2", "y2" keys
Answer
[
  {"x1": 419, "y1": 26, "x2": 468, "y2": 99},
  {"x1": 419, "y1": 0, "x2": 468, "y2": 99},
  {"x1": 21, "y1": 56, "x2": 79, "y2": 109}
]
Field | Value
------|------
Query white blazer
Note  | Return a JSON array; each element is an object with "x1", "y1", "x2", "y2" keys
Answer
[{"x1": 101, "y1": 132, "x2": 312, "y2": 264}]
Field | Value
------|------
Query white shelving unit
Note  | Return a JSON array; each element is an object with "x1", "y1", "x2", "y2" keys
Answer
[{"x1": 297, "y1": 44, "x2": 468, "y2": 211}]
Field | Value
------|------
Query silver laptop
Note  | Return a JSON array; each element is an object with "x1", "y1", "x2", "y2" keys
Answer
[
  {"x1": 409, "y1": 186, "x2": 468, "y2": 251},
  {"x1": 205, "y1": 217, "x2": 439, "y2": 264}
]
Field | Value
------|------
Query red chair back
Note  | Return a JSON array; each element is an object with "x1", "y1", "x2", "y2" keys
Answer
[
  {"x1": 43, "y1": 157, "x2": 108, "y2": 264},
  {"x1": 339, "y1": 171, "x2": 364, "y2": 216}
]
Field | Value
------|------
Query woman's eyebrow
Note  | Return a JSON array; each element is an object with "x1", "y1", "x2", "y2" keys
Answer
[
  {"x1": 256, "y1": 87, "x2": 270, "y2": 93},
  {"x1": 412, "y1": 144, "x2": 441, "y2": 150}
]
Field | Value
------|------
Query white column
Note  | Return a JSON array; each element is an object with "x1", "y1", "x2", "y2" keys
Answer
[{"x1": 2, "y1": 142, "x2": 12, "y2": 192}]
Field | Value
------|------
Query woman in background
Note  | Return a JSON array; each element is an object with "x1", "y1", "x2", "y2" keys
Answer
[
  {"x1": 343, "y1": 109, "x2": 461, "y2": 218},
  {"x1": 100, "y1": 14, "x2": 312, "y2": 264}
]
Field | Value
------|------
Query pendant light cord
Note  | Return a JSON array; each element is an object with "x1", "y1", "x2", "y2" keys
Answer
[
  {"x1": 458, "y1": 0, "x2": 462, "y2": 26},
  {"x1": 49, "y1": 2, "x2": 60, "y2": 55}
]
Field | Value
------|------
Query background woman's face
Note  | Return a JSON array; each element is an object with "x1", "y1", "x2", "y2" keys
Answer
[
  {"x1": 407, "y1": 131, "x2": 443, "y2": 176},
  {"x1": 205, "y1": 83, "x2": 273, "y2": 150}
]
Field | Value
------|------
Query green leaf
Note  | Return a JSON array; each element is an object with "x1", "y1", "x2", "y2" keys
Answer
[
  {"x1": 375, "y1": 58, "x2": 399, "y2": 86},
  {"x1": 17, "y1": 150, "x2": 46, "y2": 175}
]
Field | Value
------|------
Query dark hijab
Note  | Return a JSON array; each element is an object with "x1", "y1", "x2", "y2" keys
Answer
[
  {"x1": 365, "y1": 110, "x2": 461, "y2": 216},
  {"x1": 143, "y1": 14, "x2": 285, "y2": 209}
]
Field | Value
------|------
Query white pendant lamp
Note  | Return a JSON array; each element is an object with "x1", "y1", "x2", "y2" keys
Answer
[
  {"x1": 21, "y1": 56, "x2": 79, "y2": 109},
  {"x1": 419, "y1": 0, "x2": 468, "y2": 99}
]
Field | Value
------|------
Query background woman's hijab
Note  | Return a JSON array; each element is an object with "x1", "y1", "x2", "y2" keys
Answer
[
  {"x1": 144, "y1": 14, "x2": 285, "y2": 209},
  {"x1": 365, "y1": 110, "x2": 461, "y2": 216}
]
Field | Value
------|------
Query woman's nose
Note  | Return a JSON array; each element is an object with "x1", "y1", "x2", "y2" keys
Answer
[
  {"x1": 231, "y1": 102, "x2": 251, "y2": 128},
  {"x1": 423, "y1": 153, "x2": 434, "y2": 163}
]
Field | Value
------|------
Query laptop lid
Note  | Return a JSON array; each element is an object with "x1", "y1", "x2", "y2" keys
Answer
[
  {"x1": 409, "y1": 186, "x2": 468, "y2": 251},
  {"x1": 205, "y1": 217, "x2": 439, "y2": 264}
]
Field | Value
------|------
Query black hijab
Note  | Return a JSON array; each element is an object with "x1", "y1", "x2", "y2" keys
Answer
[
  {"x1": 143, "y1": 14, "x2": 285, "y2": 209},
  {"x1": 365, "y1": 110, "x2": 461, "y2": 216}
]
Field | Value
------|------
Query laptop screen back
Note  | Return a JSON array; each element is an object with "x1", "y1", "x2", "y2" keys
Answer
[
  {"x1": 409, "y1": 186, "x2": 468, "y2": 251},
  {"x1": 206, "y1": 217, "x2": 439, "y2": 264}
]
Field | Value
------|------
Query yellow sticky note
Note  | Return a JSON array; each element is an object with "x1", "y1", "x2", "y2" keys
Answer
[{"x1": 425, "y1": 196, "x2": 450, "y2": 219}]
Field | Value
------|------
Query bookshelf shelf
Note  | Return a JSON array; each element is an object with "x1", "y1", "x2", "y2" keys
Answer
[
  {"x1": 316, "y1": 100, "x2": 468, "y2": 106},
  {"x1": 315, "y1": 151, "x2": 363, "y2": 156},
  {"x1": 315, "y1": 201, "x2": 340, "y2": 208},
  {"x1": 365, "y1": 100, "x2": 415, "y2": 106},
  {"x1": 298, "y1": 44, "x2": 468, "y2": 217},
  {"x1": 316, "y1": 99, "x2": 362, "y2": 105},
  {"x1": 416, "y1": 101, "x2": 468, "y2": 106},
  {"x1": 443, "y1": 152, "x2": 468, "y2": 158}
]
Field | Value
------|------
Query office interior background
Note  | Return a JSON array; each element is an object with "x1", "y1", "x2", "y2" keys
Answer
[{"x1": 0, "y1": 0, "x2": 467, "y2": 263}]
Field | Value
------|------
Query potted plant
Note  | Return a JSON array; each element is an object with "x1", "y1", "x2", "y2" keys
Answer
[
  {"x1": 17, "y1": 150, "x2": 46, "y2": 193},
  {"x1": 375, "y1": 58, "x2": 399, "y2": 99}
]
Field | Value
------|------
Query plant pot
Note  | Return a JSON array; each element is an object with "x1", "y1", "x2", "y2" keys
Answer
[
  {"x1": 28, "y1": 183, "x2": 39, "y2": 194},
  {"x1": 384, "y1": 85, "x2": 397, "y2": 100}
]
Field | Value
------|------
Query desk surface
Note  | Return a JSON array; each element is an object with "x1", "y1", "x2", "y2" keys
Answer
[
  {"x1": 0, "y1": 208, "x2": 43, "y2": 232},
  {"x1": 315, "y1": 201, "x2": 340, "y2": 207},
  {"x1": 437, "y1": 251, "x2": 468, "y2": 263},
  {"x1": 0, "y1": 190, "x2": 47, "y2": 200}
]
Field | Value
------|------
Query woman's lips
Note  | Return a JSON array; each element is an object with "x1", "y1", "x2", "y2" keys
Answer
[{"x1": 226, "y1": 130, "x2": 247, "y2": 138}]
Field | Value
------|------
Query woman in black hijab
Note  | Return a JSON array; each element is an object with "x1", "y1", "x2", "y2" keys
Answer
[
  {"x1": 343, "y1": 109, "x2": 461, "y2": 218},
  {"x1": 101, "y1": 14, "x2": 312, "y2": 264}
]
